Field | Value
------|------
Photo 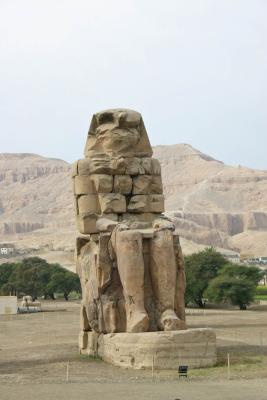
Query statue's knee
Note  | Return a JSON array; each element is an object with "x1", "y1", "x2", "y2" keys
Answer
[
  {"x1": 118, "y1": 229, "x2": 142, "y2": 243},
  {"x1": 153, "y1": 229, "x2": 173, "y2": 245}
]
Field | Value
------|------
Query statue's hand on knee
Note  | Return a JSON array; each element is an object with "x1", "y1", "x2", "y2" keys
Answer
[{"x1": 153, "y1": 217, "x2": 175, "y2": 232}]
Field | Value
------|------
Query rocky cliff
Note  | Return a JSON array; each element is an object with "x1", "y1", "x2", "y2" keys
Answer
[
  {"x1": 154, "y1": 144, "x2": 267, "y2": 254},
  {"x1": 0, "y1": 146, "x2": 266, "y2": 270},
  {"x1": 0, "y1": 153, "x2": 74, "y2": 234}
]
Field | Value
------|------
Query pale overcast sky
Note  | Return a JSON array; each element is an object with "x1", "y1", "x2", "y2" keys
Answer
[{"x1": 0, "y1": 0, "x2": 266, "y2": 169}]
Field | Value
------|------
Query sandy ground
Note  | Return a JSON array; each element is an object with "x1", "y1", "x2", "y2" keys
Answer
[
  {"x1": 2, "y1": 380, "x2": 267, "y2": 400},
  {"x1": 0, "y1": 301, "x2": 267, "y2": 400}
]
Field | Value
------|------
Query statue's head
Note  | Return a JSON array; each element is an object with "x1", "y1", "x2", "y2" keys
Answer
[{"x1": 84, "y1": 109, "x2": 152, "y2": 158}]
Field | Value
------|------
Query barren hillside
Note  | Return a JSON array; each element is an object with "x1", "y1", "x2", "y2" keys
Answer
[
  {"x1": 0, "y1": 146, "x2": 266, "y2": 270},
  {"x1": 154, "y1": 144, "x2": 267, "y2": 255}
]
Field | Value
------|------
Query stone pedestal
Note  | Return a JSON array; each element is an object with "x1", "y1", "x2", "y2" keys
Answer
[{"x1": 79, "y1": 329, "x2": 217, "y2": 369}]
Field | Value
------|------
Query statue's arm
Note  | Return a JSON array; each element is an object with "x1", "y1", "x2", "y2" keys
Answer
[
  {"x1": 153, "y1": 215, "x2": 175, "y2": 231},
  {"x1": 96, "y1": 217, "x2": 119, "y2": 232}
]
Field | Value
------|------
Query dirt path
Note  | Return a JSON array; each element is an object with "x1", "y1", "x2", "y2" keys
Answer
[
  {"x1": 1, "y1": 380, "x2": 267, "y2": 400},
  {"x1": 1, "y1": 301, "x2": 267, "y2": 399}
]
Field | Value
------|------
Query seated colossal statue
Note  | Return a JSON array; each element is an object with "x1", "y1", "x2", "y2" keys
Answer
[{"x1": 73, "y1": 109, "x2": 186, "y2": 334}]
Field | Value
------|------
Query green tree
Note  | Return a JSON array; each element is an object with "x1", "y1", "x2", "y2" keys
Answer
[
  {"x1": 185, "y1": 248, "x2": 227, "y2": 307},
  {"x1": 0, "y1": 262, "x2": 16, "y2": 295},
  {"x1": 47, "y1": 270, "x2": 81, "y2": 300},
  {"x1": 9, "y1": 257, "x2": 50, "y2": 299},
  {"x1": 205, "y1": 264, "x2": 262, "y2": 310},
  {"x1": 1, "y1": 257, "x2": 81, "y2": 300}
]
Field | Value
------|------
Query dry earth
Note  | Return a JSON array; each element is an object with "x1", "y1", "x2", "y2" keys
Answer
[{"x1": 0, "y1": 301, "x2": 267, "y2": 400}]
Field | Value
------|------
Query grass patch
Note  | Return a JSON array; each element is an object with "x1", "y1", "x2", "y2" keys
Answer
[
  {"x1": 217, "y1": 352, "x2": 263, "y2": 366},
  {"x1": 255, "y1": 295, "x2": 267, "y2": 301},
  {"x1": 78, "y1": 353, "x2": 102, "y2": 362},
  {"x1": 69, "y1": 353, "x2": 102, "y2": 362},
  {"x1": 256, "y1": 286, "x2": 267, "y2": 295},
  {"x1": 189, "y1": 365, "x2": 225, "y2": 378},
  {"x1": 189, "y1": 355, "x2": 264, "y2": 380}
]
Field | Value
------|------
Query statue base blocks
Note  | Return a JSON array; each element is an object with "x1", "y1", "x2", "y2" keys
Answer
[{"x1": 79, "y1": 329, "x2": 217, "y2": 370}]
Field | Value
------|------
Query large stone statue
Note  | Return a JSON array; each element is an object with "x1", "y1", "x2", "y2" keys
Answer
[{"x1": 73, "y1": 109, "x2": 186, "y2": 336}]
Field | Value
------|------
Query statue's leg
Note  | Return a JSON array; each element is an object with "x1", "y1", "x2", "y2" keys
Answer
[
  {"x1": 173, "y1": 235, "x2": 187, "y2": 329},
  {"x1": 150, "y1": 229, "x2": 182, "y2": 331},
  {"x1": 114, "y1": 229, "x2": 149, "y2": 333},
  {"x1": 80, "y1": 302, "x2": 91, "y2": 332}
]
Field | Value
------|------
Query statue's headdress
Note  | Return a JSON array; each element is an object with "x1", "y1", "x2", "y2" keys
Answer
[{"x1": 84, "y1": 109, "x2": 153, "y2": 158}]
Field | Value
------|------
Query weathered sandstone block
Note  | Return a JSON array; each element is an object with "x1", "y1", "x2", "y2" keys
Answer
[
  {"x1": 132, "y1": 175, "x2": 152, "y2": 194},
  {"x1": 74, "y1": 197, "x2": 79, "y2": 216},
  {"x1": 149, "y1": 194, "x2": 164, "y2": 213},
  {"x1": 96, "y1": 217, "x2": 118, "y2": 232},
  {"x1": 89, "y1": 158, "x2": 114, "y2": 174},
  {"x1": 151, "y1": 158, "x2": 161, "y2": 175},
  {"x1": 79, "y1": 331, "x2": 88, "y2": 350},
  {"x1": 127, "y1": 195, "x2": 149, "y2": 212},
  {"x1": 77, "y1": 159, "x2": 92, "y2": 175},
  {"x1": 76, "y1": 213, "x2": 98, "y2": 234},
  {"x1": 74, "y1": 175, "x2": 95, "y2": 195},
  {"x1": 101, "y1": 213, "x2": 118, "y2": 222},
  {"x1": 151, "y1": 176, "x2": 163, "y2": 194},
  {"x1": 110, "y1": 158, "x2": 127, "y2": 175},
  {"x1": 125, "y1": 158, "x2": 145, "y2": 175},
  {"x1": 78, "y1": 195, "x2": 100, "y2": 214},
  {"x1": 114, "y1": 175, "x2": 132, "y2": 194},
  {"x1": 121, "y1": 212, "x2": 158, "y2": 224},
  {"x1": 72, "y1": 161, "x2": 78, "y2": 177},
  {"x1": 81, "y1": 329, "x2": 217, "y2": 370},
  {"x1": 132, "y1": 175, "x2": 164, "y2": 195},
  {"x1": 78, "y1": 158, "x2": 127, "y2": 176},
  {"x1": 127, "y1": 194, "x2": 164, "y2": 213},
  {"x1": 140, "y1": 158, "x2": 153, "y2": 174},
  {"x1": 99, "y1": 193, "x2": 126, "y2": 213},
  {"x1": 91, "y1": 174, "x2": 113, "y2": 193},
  {"x1": 134, "y1": 158, "x2": 161, "y2": 175}
]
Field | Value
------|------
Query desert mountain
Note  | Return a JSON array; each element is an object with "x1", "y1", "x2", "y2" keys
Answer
[
  {"x1": 154, "y1": 145, "x2": 267, "y2": 254},
  {"x1": 0, "y1": 146, "x2": 266, "y2": 270}
]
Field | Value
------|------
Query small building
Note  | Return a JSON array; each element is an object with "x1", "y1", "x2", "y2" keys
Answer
[
  {"x1": 218, "y1": 249, "x2": 240, "y2": 264},
  {"x1": 241, "y1": 256, "x2": 267, "y2": 265},
  {"x1": 0, "y1": 296, "x2": 17, "y2": 315}
]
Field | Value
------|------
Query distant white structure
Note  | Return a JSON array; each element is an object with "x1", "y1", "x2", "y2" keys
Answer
[
  {"x1": 242, "y1": 256, "x2": 267, "y2": 265},
  {"x1": 21, "y1": 296, "x2": 41, "y2": 308},
  {"x1": 219, "y1": 249, "x2": 240, "y2": 264},
  {"x1": 0, "y1": 296, "x2": 17, "y2": 315}
]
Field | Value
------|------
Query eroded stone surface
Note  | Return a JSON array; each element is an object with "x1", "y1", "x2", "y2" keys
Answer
[
  {"x1": 74, "y1": 109, "x2": 187, "y2": 344},
  {"x1": 84, "y1": 109, "x2": 153, "y2": 159},
  {"x1": 151, "y1": 176, "x2": 163, "y2": 194},
  {"x1": 76, "y1": 213, "x2": 98, "y2": 234},
  {"x1": 77, "y1": 194, "x2": 100, "y2": 215},
  {"x1": 132, "y1": 175, "x2": 152, "y2": 194},
  {"x1": 131, "y1": 176, "x2": 163, "y2": 195},
  {"x1": 121, "y1": 212, "x2": 157, "y2": 224},
  {"x1": 81, "y1": 329, "x2": 217, "y2": 369},
  {"x1": 149, "y1": 194, "x2": 165, "y2": 213},
  {"x1": 74, "y1": 175, "x2": 95, "y2": 195},
  {"x1": 90, "y1": 174, "x2": 113, "y2": 193},
  {"x1": 127, "y1": 195, "x2": 149, "y2": 213},
  {"x1": 99, "y1": 193, "x2": 126, "y2": 214},
  {"x1": 127, "y1": 194, "x2": 164, "y2": 213},
  {"x1": 113, "y1": 175, "x2": 132, "y2": 194},
  {"x1": 125, "y1": 158, "x2": 145, "y2": 175}
]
